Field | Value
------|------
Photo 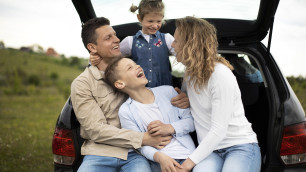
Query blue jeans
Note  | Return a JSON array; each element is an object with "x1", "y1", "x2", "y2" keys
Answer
[
  {"x1": 193, "y1": 143, "x2": 261, "y2": 172},
  {"x1": 78, "y1": 151, "x2": 152, "y2": 172}
]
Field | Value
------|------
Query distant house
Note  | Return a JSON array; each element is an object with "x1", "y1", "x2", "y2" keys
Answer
[
  {"x1": 20, "y1": 46, "x2": 33, "y2": 52},
  {"x1": 46, "y1": 47, "x2": 59, "y2": 57}
]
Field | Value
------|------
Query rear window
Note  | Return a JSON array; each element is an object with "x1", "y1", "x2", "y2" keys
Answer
[{"x1": 91, "y1": 0, "x2": 261, "y2": 26}]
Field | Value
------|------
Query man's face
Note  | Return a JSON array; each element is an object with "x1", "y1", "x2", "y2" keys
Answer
[
  {"x1": 116, "y1": 58, "x2": 148, "y2": 89},
  {"x1": 139, "y1": 12, "x2": 163, "y2": 35},
  {"x1": 94, "y1": 25, "x2": 121, "y2": 61}
]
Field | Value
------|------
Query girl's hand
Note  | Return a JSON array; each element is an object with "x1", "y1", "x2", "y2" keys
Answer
[
  {"x1": 154, "y1": 152, "x2": 182, "y2": 172},
  {"x1": 171, "y1": 87, "x2": 190, "y2": 109},
  {"x1": 147, "y1": 120, "x2": 175, "y2": 136},
  {"x1": 89, "y1": 51, "x2": 101, "y2": 66}
]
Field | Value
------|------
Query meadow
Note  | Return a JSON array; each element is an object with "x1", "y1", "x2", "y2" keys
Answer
[
  {"x1": 0, "y1": 48, "x2": 305, "y2": 171},
  {"x1": 0, "y1": 49, "x2": 87, "y2": 171}
]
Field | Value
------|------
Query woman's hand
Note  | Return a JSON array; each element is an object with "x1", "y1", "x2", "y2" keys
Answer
[
  {"x1": 148, "y1": 120, "x2": 175, "y2": 136},
  {"x1": 176, "y1": 158, "x2": 195, "y2": 172},
  {"x1": 89, "y1": 51, "x2": 101, "y2": 66},
  {"x1": 154, "y1": 152, "x2": 182, "y2": 172},
  {"x1": 171, "y1": 87, "x2": 190, "y2": 109}
]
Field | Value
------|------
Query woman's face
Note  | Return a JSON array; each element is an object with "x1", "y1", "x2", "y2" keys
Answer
[{"x1": 172, "y1": 28, "x2": 184, "y2": 63}]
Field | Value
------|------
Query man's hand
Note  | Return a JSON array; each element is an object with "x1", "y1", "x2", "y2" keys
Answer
[
  {"x1": 154, "y1": 152, "x2": 182, "y2": 172},
  {"x1": 171, "y1": 87, "x2": 190, "y2": 109},
  {"x1": 89, "y1": 51, "x2": 101, "y2": 66},
  {"x1": 147, "y1": 120, "x2": 175, "y2": 136},
  {"x1": 142, "y1": 132, "x2": 172, "y2": 149}
]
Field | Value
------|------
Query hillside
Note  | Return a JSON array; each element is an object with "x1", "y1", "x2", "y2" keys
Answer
[
  {"x1": 0, "y1": 48, "x2": 88, "y2": 98},
  {"x1": 0, "y1": 49, "x2": 87, "y2": 171}
]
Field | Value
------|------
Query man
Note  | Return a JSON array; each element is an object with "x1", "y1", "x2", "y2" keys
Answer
[{"x1": 71, "y1": 17, "x2": 188, "y2": 172}]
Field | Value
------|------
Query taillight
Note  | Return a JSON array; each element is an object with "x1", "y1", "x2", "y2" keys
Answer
[
  {"x1": 52, "y1": 127, "x2": 76, "y2": 165},
  {"x1": 280, "y1": 122, "x2": 306, "y2": 165}
]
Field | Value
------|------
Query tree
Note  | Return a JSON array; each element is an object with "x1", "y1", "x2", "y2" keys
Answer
[{"x1": 0, "y1": 41, "x2": 5, "y2": 49}]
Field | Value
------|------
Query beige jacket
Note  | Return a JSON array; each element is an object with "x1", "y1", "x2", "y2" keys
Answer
[{"x1": 70, "y1": 66, "x2": 144, "y2": 160}]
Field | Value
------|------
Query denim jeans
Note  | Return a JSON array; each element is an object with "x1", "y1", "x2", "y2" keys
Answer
[
  {"x1": 77, "y1": 151, "x2": 152, "y2": 172},
  {"x1": 193, "y1": 143, "x2": 261, "y2": 172},
  {"x1": 150, "y1": 159, "x2": 185, "y2": 172}
]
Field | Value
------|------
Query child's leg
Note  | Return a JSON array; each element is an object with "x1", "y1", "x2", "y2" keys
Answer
[{"x1": 149, "y1": 160, "x2": 162, "y2": 172}]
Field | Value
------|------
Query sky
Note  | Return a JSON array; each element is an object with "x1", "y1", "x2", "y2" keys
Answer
[{"x1": 0, "y1": 0, "x2": 305, "y2": 77}]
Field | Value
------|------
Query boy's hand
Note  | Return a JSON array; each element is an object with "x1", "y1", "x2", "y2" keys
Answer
[
  {"x1": 142, "y1": 132, "x2": 172, "y2": 149},
  {"x1": 89, "y1": 51, "x2": 101, "y2": 66},
  {"x1": 154, "y1": 152, "x2": 182, "y2": 172},
  {"x1": 171, "y1": 87, "x2": 190, "y2": 109},
  {"x1": 148, "y1": 120, "x2": 175, "y2": 136}
]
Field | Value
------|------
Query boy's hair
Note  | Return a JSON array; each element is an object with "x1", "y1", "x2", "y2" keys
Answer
[
  {"x1": 81, "y1": 17, "x2": 110, "y2": 52},
  {"x1": 104, "y1": 56, "x2": 124, "y2": 91},
  {"x1": 130, "y1": 0, "x2": 164, "y2": 20}
]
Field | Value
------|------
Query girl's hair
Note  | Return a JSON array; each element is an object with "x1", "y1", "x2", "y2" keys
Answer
[
  {"x1": 175, "y1": 16, "x2": 233, "y2": 92},
  {"x1": 130, "y1": 0, "x2": 164, "y2": 20},
  {"x1": 104, "y1": 56, "x2": 124, "y2": 91}
]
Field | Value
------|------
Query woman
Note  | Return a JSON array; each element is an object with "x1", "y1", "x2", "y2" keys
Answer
[{"x1": 171, "y1": 16, "x2": 261, "y2": 172}]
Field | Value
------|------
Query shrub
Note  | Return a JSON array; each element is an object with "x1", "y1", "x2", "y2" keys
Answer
[{"x1": 28, "y1": 74, "x2": 40, "y2": 86}]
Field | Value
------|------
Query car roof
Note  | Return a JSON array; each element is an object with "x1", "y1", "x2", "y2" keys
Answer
[{"x1": 72, "y1": 0, "x2": 279, "y2": 46}]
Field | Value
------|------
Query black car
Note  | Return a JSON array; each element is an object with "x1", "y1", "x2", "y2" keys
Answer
[{"x1": 52, "y1": 0, "x2": 306, "y2": 171}]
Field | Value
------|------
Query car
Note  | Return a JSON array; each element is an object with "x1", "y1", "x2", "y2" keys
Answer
[{"x1": 52, "y1": 0, "x2": 306, "y2": 171}]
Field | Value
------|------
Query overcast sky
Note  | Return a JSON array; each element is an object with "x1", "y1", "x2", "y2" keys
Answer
[{"x1": 0, "y1": 0, "x2": 305, "y2": 77}]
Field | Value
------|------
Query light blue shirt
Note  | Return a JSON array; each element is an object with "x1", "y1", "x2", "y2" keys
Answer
[{"x1": 118, "y1": 86, "x2": 196, "y2": 161}]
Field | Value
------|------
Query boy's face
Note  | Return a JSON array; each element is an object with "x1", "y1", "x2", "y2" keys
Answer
[
  {"x1": 115, "y1": 58, "x2": 148, "y2": 89},
  {"x1": 138, "y1": 12, "x2": 163, "y2": 35},
  {"x1": 89, "y1": 25, "x2": 121, "y2": 62}
]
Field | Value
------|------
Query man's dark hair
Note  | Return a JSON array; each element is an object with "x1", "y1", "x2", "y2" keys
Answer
[{"x1": 81, "y1": 17, "x2": 110, "y2": 52}]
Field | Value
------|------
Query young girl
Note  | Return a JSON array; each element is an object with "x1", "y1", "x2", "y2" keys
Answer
[
  {"x1": 91, "y1": 0, "x2": 174, "y2": 87},
  {"x1": 171, "y1": 16, "x2": 262, "y2": 172}
]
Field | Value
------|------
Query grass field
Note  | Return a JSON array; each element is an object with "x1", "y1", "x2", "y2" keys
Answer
[
  {"x1": 0, "y1": 49, "x2": 305, "y2": 171},
  {"x1": 0, "y1": 91, "x2": 66, "y2": 171},
  {"x1": 0, "y1": 49, "x2": 84, "y2": 171}
]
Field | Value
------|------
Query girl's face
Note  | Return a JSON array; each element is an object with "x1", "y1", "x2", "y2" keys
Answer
[
  {"x1": 138, "y1": 12, "x2": 163, "y2": 35},
  {"x1": 172, "y1": 28, "x2": 184, "y2": 63}
]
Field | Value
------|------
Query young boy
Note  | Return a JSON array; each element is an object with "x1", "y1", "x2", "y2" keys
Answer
[{"x1": 104, "y1": 57, "x2": 196, "y2": 172}]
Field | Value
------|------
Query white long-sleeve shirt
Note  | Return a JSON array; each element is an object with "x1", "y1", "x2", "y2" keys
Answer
[
  {"x1": 120, "y1": 31, "x2": 175, "y2": 56},
  {"x1": 186, "y1": 63, "x2": 258, "y2": 164}
]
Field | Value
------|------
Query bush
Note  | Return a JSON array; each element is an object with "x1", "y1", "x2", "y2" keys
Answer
[
  {"x1": 28, "y1": 74, "x2": 40, "y2": 86},
  {"x1": 50, "y1": 72, "x2": 58, "y2": 80}
]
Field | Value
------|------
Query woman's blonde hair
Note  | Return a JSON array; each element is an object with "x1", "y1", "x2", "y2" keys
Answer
[
  {"x1": 130, "y1": 0, "x2": 164, "y2": 20},
  {"x1": 175, "y1": 16, "x2": 233, "y2": 92}
]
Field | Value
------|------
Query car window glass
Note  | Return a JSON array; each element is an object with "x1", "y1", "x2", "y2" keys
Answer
[{"x1": 91, "y1": 0, "x2": 261, "y2": 26}]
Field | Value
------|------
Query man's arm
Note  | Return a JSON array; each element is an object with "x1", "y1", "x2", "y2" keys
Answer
[{"x1": 71, "y1": 77, "x2": 143, "y2": 149}]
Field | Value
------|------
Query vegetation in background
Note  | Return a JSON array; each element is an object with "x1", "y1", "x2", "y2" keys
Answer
[
  {"x1": 0, "y1": 49, "x2": 87, "y2": 171},
  {"x1": 0, "y1": 48, "x2": 305, "y2": 171},
  {"x1": 287, "y1": 76, "x2": 306, "y2": 111}
]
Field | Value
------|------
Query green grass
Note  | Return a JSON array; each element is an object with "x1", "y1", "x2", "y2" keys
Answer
[
  {"x1": 0, "y1": 91, "x2": 66, "y2": 171},
  {"x1": 0, "y1": 49, "x2": 84, "y2": 171}
]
